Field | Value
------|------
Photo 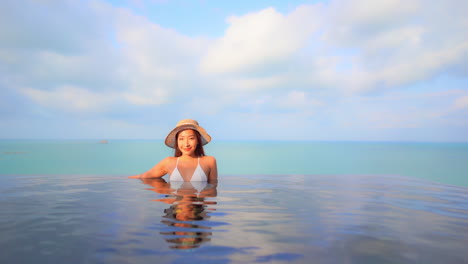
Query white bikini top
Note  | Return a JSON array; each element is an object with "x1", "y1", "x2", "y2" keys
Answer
[{"x1": 170, "y1": 157, "x2": 208, "y2": 182}]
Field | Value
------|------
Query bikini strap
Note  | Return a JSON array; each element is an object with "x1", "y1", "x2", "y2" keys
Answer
[{"x1": 176, "y1": 157, "x2": 180, "y2": 166}]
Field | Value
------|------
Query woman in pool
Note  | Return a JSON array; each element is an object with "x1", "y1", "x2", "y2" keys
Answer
[{"x1": 129, "y1": 119, "x2": 218, "y2": 184}]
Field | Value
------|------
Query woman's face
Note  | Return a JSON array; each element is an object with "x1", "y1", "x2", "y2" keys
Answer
[{"x1": 177, "y1": 129, "x2": 198, "y2": 156}]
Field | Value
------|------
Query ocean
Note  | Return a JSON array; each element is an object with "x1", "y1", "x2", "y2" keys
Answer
[
  {"x1": 1, "y1": 140, "x2": 467, "y2": 186},
  {"x1": 1, "y1": 140, "x2": 467, "y2": 263}
]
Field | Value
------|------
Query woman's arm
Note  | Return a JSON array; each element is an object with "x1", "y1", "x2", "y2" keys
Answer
[
  {"x1": 128, "y1": 157, "x2": 170, "y2": 179},
  {"x1": 207, "y1": 156, "x2": 218, "y2": 184}
]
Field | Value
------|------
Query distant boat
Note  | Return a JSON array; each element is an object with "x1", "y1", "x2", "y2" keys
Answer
[{"x1": 99, "y1": 140, "x2": 108, "y2": 144}]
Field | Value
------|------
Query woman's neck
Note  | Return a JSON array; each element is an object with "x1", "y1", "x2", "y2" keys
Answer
[{"x1": 180, "y1": 154, "x2": 198, "y2": 159}]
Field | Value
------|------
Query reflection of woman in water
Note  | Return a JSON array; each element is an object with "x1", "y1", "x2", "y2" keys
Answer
[
  {"x1": 129, "y1": 119, "x2": 218, "y2": 184},
  {"x1": 140, "y1": 178, "x2": 217, "y2": 249}
]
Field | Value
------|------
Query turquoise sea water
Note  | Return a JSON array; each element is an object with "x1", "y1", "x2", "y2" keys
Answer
[
  {"x1": 1, "y1": 140, "x2": 467, "y2": 186},
  {"x1": 1, "y1": 140, "x2": 467, "y2": 263}
]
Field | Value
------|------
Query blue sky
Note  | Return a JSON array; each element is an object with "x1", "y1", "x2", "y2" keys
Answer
[{"x1": 1, "y1": 0, "x2": 467, "y2": 141}]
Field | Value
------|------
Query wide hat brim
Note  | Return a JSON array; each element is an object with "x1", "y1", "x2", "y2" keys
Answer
[{"x1": 164, "y1": 122, "x2": 211, "y2": 149}]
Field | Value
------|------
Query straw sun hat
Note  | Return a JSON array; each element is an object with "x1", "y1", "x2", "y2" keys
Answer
[{"x1": 164, "y1": 119, "x2": 211, "y2": 148}]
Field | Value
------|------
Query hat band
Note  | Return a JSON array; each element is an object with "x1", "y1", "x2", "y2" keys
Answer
[{"x1": 178, "y1": 122, "x2": 199, "y2": 127}]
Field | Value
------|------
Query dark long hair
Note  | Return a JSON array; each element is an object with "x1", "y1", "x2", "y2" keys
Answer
[{"x1": 174, "y1": 129, "x2": 206, "y2": 157}]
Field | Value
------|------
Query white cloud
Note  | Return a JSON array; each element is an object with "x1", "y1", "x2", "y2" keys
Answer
[
  {"x1": 454, "y1": 95, "x2": 468, "y2": 109},
  {"x1": 363, "y1": 26, "x2": 425, "y2": 55},
  {"x1": 332, "y1": 88, "x2": 468, "y2": 131},
  {"x1": 197, "y1": 0, "x2": 467, "y2": 96},
  {"x1": 319, "y1": 0, "x2": 468, "y2": 94},
  {"x1": 0, "y1": 0, "x2": 108, "y2": 53},
  {"x1": 342, "y1": 41, "x2": 468, "y2": 93},
  {"x1": 112, "y1": 7, "x2": 209, "y2": 103},
  {"x1": 20, "y1": 85, "x2": 115, "y2": 113},
  {"x1": 278, "y1": 90, "x2": 324, "y2": 109},
  {"x1": 1, "y1": 1, "x2": 206, "y2": 113},
  {"x1": 122, "y1": 88, "x2": 169, "y2": 105},
  {"x1": 225, "y1": 75, "x2": 288, "y2": 91},
  {"x1": 325, "y1": 0, "x2": 421, "y2": 45},
  {"x1": 1, "y1": 0, "x2": 467, "y2": 141},
  {"x1": 282, "y1": 91, "x2": 307, "y2": 107},
  {"x1": 199, "y1": 5, "x2": 321, "y2": 75}
]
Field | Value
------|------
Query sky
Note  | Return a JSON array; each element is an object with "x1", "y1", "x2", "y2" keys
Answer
[{"x1": 0, "y1": 0, "x2": 467, "y2": 141}]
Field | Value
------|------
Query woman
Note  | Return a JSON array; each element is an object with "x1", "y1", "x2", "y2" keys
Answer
[{"x1": 129, "y1": 119, "x2": 218, "y2": 184}]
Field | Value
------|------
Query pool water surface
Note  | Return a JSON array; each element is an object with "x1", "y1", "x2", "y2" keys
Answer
[{"x1": 0, "y1": 174, "x2": 467, "y2": 263}]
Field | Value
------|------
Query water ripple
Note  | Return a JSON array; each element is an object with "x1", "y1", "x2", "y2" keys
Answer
[{"x1": 0, "y1": 174, "x2": 467, "y2": 264}]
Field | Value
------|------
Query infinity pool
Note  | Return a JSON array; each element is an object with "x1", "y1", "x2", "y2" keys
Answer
[{"x1": 1, "y1": 174, "x2": 467, "y2": 263}]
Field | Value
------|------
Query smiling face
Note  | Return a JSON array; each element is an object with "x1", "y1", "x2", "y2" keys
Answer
[{"x1": 177, "y1": 129, "x2": 199, "y2": 156}]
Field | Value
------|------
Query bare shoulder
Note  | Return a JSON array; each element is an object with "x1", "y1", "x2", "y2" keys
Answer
[
  {"x1": 201, "y1": 155, "x2": 217, "y2": 166},
  {"x1": 203, "y1": 156, "x2": 218, "y2": 182},
  {"x1": 202, "y1": 155, "x2": 216, "y2": 162},
  {"x1": 152, "y1": 156, "x2": 174, "y2": 168},
  {"x1": 164, "y1": 156, "x2": 177, "y2": 162},
  {"x1": 162, "y1": 156, "x2": 177, "y2": 165}
]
